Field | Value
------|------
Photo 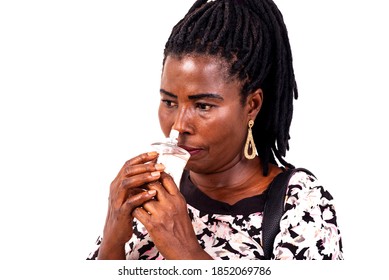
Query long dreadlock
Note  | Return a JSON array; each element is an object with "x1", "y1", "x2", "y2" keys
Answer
[{"x1": 163, "y1": 0, "x2": 297, "y2": 175}]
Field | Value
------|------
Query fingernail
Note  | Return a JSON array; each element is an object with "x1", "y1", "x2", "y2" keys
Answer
[
  {"x1": 147, "y1": 151, "x2": 158, "y2": 156},
  {"x1": 150, "y1": 171, "x2": 160, "y2": 177},
  {"x1": 155, "y1": 163, "x2": 165, "y2": 171},
  {"x1": 148, "y1": 190, "x2": 157, "y2": 195}
]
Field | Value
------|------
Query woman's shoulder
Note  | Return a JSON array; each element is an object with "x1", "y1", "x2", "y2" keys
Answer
[
  {"x1": 274, "y1": 168, "x2": 343, "y2": 259},
  {"x1": 285, "y1": 168, "x2": 334, "y2": 203},
  {"x1": 288, "y1": 168, "x2": 319, "y2": 187},
  {"x1": 273, "y1": 169, "x2": 343, "y2": 260},
  {"x1": 283, "y1": 168, "x2": 337, "y2": 211}
]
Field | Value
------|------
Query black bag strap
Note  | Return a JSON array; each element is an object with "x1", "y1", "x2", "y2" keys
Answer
[{"x1": 262, "y1": 168, "x2": 314, "y2": 259}]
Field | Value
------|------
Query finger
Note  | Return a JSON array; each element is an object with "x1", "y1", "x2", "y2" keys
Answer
[
  {"x1": 142, "y1": 179, "x2": 180, "y2": 214},
  {"x1": 123, "y1": 162, "x2": 165, "y2": 178},
  {"x1": 146, "y1": 180, "x2": 170, "y2": 201},
  {"x1": 123, "y1": 189, "x2": 157, "y2": 214},
  {"x1": 125, "y1": 151, "x2": 159, "y2": 166},
  {"x1": 111, "y1": 171, "x2": 161, "y2": 205},
  {"x1": 141, "y1": 182, "x2": 165, "y2": 214},
  {"x1": 120, "y1": 171, "x2": 162, "y2": 189},
  {"x1": 159, "y1": 172, "x2": 180, "y2": 195},
  {"x1": 140, "y1": 199, "x2": 158, "y2": 216},
  {"x1": 112, "y1": 151, "x2": 160, "y2": 188},
  {"x1": 127, "y1": 187, "x2": 148, "y2": 196},
  {"x1": 132, "y1": 206, "x2": 151, "y2": 225}
]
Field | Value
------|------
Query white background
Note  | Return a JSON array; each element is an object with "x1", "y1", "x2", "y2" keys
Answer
[{"x1": 1, "y1": 0, "x2": 388, "y2": 278}]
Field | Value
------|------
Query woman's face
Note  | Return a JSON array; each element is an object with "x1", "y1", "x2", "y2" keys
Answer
[{"x1": 159, "y1": 54, "x2": 258, "y2": 174}]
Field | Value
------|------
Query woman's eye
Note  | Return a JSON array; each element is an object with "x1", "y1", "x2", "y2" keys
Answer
[
  {"x1": 161, "y1": 100, "x2": 177, "y2": 108},
  {"x1": 196, "y1": 103, "x2": 214, "y2": 111}
]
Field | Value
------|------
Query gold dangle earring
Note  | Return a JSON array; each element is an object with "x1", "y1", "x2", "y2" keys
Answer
[{"x1": 244, "y1": 120, "x2": 257, "y2": 160}]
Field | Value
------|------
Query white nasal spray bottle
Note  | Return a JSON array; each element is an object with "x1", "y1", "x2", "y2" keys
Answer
[{"x1": 151, "y1": 130, "x2": 190, "y2": 188}]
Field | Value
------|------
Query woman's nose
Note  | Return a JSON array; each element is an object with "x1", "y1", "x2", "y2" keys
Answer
[{"x1": 172, "y1": 107, "x2": 193, "y2": 135}]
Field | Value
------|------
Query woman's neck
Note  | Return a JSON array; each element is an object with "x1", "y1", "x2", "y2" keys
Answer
[{"x1": 189, "y1": 157, "x2": 281, "y2": 205}]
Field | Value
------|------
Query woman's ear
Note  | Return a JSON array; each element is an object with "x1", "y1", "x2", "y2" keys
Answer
[{"x1": 246, "y1": 88, "x2": 263, "y2": 121}]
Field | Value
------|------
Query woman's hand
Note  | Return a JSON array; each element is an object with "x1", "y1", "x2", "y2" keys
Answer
[
  {"x1": 97, "y1": 151, "x2": 165, "y2": 259},
  {"x1": 133, "y1": 172, "x2": 212, "y2": 260}
]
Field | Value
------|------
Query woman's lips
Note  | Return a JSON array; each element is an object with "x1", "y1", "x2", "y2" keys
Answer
[{"x1": 179, "y1": 145, "x2": 203, "y2": 156}]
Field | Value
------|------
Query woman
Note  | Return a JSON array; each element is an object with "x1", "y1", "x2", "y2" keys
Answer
[{"x1": 88, "y1": 0, "x2": 343, "y2": 260}]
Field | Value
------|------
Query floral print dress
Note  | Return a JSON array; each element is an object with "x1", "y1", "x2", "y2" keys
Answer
[{"x1": 87, "y1": 169, "x2": 343, "y2": 260}]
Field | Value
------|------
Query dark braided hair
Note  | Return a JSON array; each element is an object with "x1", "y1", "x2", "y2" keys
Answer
[{"x1": 163, "y1": 0, "x2": 297, "y2": 175}]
